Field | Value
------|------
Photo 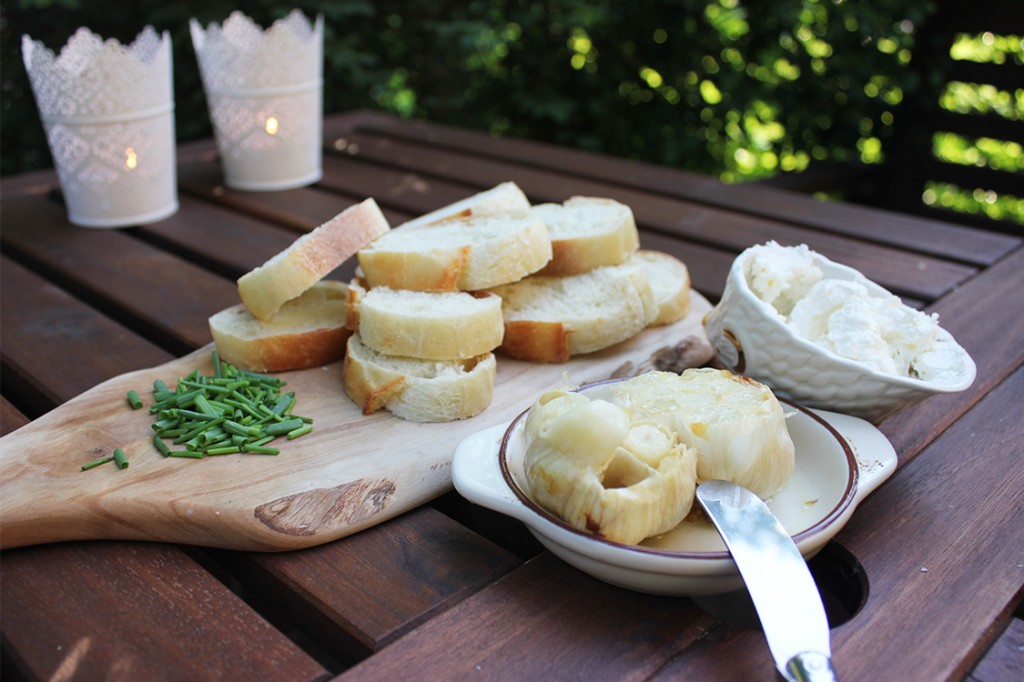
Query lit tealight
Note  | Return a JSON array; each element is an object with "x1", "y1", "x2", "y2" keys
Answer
[
  {"x1": 265, "y1": 116, "x2": 279, "y2": 136},
  {"x1": 125, "y1": 147, "x2": 138, "y2": 170}
]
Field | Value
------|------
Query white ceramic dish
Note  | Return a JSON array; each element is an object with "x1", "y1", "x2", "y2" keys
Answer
[
  {"x1": 452, "y1": 380, "x2": 898, "y2": 596},
  {"x1": 702, "y1": 246, "x2": 976, "y2": 422}
]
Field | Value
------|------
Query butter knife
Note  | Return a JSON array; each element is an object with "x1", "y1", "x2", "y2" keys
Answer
[{"x1": 697, "y1": 480, "x2": 838, "y2": 682}]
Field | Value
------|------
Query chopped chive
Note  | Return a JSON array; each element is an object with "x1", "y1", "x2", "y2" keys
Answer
[
  {"x1": 197, "y1": 428, "x2": 227, "y2": 445},
  {"x1": 265, "y1": 418, "x2": 304, "y2": 436},
  {"x1": 243, "y1": 444, "x2": 280, "y2": 455},
  {"x1": 223, "y1": 420, "x2": 261, "y2": 438},
  {"x1": 174, "y1": 409, "x2": 220, "y2": 422},
  {"x1": 131, "y1": 352, "x2": 311, "y2": 464},
  {"x1": 286, "y1": 424, "x2": 313, "y2": 440},
  {"x1": 81, "y1": 455, "x2": 114, "y2": 471},
  {"x1": 272, "y1": 393, "x2": 295, "y2": 416},
  {"x1": 193, "y1": 394, "x2": 219, "y2": 417},
  {"x1": 174, "y1": 389, "x2": 202, "y2": 408},
  {"x1": 126, "y1": 389, "x2": 144, "y2": 410},
  {"x1": 206, "y1": 445, "x2": 240, "y2": 456},
  {"x1": 153, "y1": 434, "x2": 172, "y2": 457},
  {"x1": 112, "y1": 447, "x2": 129, "y2": 469}
]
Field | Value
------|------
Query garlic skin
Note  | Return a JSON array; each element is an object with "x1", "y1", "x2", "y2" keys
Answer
[
  {"x1": 523, "y1": 389, "x2": 698, "y2": 545},
  {"x1": 612, "y1": 369, "x2": 796, "y2": 500}
]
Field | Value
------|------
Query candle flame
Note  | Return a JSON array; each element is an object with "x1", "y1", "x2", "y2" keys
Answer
[
  {"x1": 265, "y1": 116, "x2": 279, "y2": 135},
  {"x1": 125, "y1": 147, "x2": 138, "y2": 170}
]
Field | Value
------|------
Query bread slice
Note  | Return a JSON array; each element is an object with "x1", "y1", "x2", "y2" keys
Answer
[
  {"x1": 347, "y1": 283, "x2": 504, "y2": 360},
  {"x1": 342, "y1": 334, "x2": 497, "y2": 422},
  {"x1": 238, "y1": 198, "x2": 391, "y2": 321},
  {"x1": 397, "y1": 181, "x2": 531, "y2": 230},
  {"x1": 533, "y1": 197, "x2": 640, "y2": 276},
  {"x1": 357, "y1": 210, "x2": 552, "y2": 292},
  {"x1": 489, "y1": 261, "x2": 658, "y2": 363},
  {"x1": 634, "y1": 250, "x2": 692, "y2": 326},
  {"x1": 209, "y1": 281, "x2": 350, "y2": 372}
]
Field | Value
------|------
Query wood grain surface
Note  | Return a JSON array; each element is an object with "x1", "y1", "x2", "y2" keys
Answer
[{"x1": 0, "y1": 296, "x2": 713, "y2": 552}]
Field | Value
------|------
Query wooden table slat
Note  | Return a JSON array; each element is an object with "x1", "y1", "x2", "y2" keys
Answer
[
  {"x1": 0, "y1": 542, "x2": 330, "y2": 682},
  {"x1": 217, "y1": 506, "x2": 522, "y2": 668},
  {"x1": 176, "y1": 160, "x2": 398, "y2": 233},
  {"x1": 880, "y1": 245, "x2": 1024, "y2": 461},
  {"x1": 328, "y1": 124, "x2": 979, "y2": 303},
  {"x1": 1, "y1": 196, "x2": 236, "y2": 354},
  {"x1": 0, "y1": 256, "x2": 174, "y2": 416},
  {"x1": 326, "y1": 110, "x2": 1020, "y2": 267},
  {"x1": 834, "y1": 366, "x2": 1024, "y2": 680},
  {"x1": 337, "y1": 553, "x2": 719, "y2": 681}
]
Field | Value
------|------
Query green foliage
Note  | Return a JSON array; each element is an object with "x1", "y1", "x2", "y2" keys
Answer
[
  {"x1": 5, "y1": 0, "x2": 1017, "y2": 228},
  {"x1": 1, "y1": 0, "x2": 933, "y2": 180}
]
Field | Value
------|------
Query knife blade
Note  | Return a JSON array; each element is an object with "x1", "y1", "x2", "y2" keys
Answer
[{"x1": 696, "y1": 480, "x2": 838, "y2": 682}]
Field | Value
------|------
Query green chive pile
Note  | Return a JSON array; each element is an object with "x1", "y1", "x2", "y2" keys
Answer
[
  {"x1": 146, "y1": 351, "x2": 313, "y2": 459},
  {"x1": 80, "y1": 352, "x2": 313, "y2": 471}
]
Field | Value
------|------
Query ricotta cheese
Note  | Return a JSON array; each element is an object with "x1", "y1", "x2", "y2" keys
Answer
[{"x1": 745, "y1": 241, "x2": 961, "y2": 384}]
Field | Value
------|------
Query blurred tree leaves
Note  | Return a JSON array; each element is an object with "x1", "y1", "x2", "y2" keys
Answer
[{"x1": 3, "y1": 0, "x2": 937, "y2": 182}]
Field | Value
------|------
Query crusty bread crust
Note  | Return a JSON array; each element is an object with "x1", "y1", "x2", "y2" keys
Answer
[
  {"x1": 396, "y1": 181, "x2": 531, "y2": 230},
  {"x1": 500, "y1": 320, "x2": 572, "y2": 363},
  {"x1": 347, "y1": 284, "x2": 504, "y2": 360},
  {"x1": 342, "y1": 334, "x2": 497, "y2": 422},
  {"x1": 238, "y1": 198, "x2": 391, "y2": 321},
  {"x1": 534, "y1": 197, "x2": 640, "y2": 276},
  {"x1": 209, "y1": 281, "x2": 351, "y2": 372},
  {"x1": 490, "y1": 262, "x2": 657, "y2": 363},
  {"x1": 357, "y1": 211, "x2": 552, "y2": 292},
  {"x1": 634, "y1": 250, "x2": 691, "y2": 326}
]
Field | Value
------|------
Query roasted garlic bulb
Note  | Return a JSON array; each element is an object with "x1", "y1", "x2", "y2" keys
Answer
[
  {"x1": 611, "y1": 369, "x2": 795, "y2": 499},
  {"x1": 521, "y1": 369, "x2": 796, "y2": 545},
  {"x1": 523, "y1": 389, "x2": 698, "y2": 545}
]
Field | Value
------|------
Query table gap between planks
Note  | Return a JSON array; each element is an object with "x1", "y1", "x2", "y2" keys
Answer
[{"x1": 1, "y1": 110, "x2": 1021, "y2": 681}]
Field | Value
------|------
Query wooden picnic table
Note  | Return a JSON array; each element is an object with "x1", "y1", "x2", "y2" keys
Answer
[{"x1": 1, "y1": 110, "x2": 1021, "y2": 681}]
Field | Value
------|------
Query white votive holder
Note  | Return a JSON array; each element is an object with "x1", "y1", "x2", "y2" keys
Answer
[
  {"x1": 190, "y1": 10, "x2": 323, "y2": 191},
  {"x1": 21, "y1": 26, "x2": 179, "y2": 228}
]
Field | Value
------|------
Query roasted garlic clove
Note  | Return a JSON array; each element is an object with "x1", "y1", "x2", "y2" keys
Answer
[{"x1": 523, "y1": 390, "x2": 697, "y2": 545}]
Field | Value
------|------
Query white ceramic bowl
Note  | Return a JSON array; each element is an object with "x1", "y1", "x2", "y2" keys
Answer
[
  {"x1": 702, "y1": 247, "x2": 976, "y2": 422},
  {"x1": 451, "y1": 380, "x2": 897, "y2": 596}
]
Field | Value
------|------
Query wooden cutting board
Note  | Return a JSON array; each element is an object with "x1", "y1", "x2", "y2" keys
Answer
[{"x1": 0, "y1": 295, "x2": 712, "y2": 552}]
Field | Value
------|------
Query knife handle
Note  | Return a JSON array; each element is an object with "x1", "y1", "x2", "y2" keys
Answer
[{"x1": 784, "y1": 651, "x2": 837, "y2": 682}]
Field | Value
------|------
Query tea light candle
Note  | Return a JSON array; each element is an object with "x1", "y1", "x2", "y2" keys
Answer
[
  {"x1": 21, "y1": 26, "x2": 178, "y2": 228},
  {"x1": 190, "y1": 10, "x2": 323, "y2": 192}
]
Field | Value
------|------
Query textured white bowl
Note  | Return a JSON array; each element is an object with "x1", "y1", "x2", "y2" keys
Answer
[
  {"x1": 452, "y1": 380, "x2": 897, "y2": 596},
  {"x1": 703, "y1": 248, "x2": 976, "y2": 422}
]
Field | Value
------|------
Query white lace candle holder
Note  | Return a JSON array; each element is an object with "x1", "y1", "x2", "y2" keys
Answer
[
  {"x1": 190, "y1": 10, "x2": 323, "y2": 192},
  {"x1": 21, "y1": 27, "x2": 178, "y2": 228}
]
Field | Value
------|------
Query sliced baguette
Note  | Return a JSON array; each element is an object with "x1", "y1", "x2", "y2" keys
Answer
[
  {"x1": 634, "y1": 250, "x2": 692, "y2": 325},
  {"x1": 209, "y1": 281, "x2": 350, "y2": 372},
  {"x1": 533, "y1": 197, "x2": 640, "y2": 276},
  {"x1": 357, "y1": 210, "x2": 552, "y2": 292},
  {"x1": 489, "y1": 261, "x2": 658, "y2": 363},
  {"x1": 238, "y1": 198, "x2": 391, "y2": 321},
  {"x1": 347, "y1": 283, "x2": 504, "y2": 360},
  {"x1": 397, "y1": 181, "x2": 531, "y2": 229},
  {"x1": 342, "y1": 334, "x2": 497, "y2": 422}
]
